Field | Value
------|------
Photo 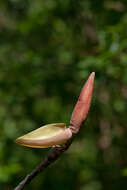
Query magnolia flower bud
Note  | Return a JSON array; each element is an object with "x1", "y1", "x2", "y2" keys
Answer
[
  {"x1": 15, "y1": 72, "x2": 95, "y2": 148},
  {"x1": 70, "y1": 72, "x2": 95, "y2": 134}
]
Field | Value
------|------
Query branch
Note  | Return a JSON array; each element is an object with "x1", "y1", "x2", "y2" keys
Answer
[
  {"x1": 14, "y1": 72, "x2": 95, "y2": 190},
  {"x1": 14, "y1": 139, "x2": 72, "y2": 190}
]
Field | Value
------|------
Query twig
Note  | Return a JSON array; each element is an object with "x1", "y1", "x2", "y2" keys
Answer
[
  {"x1": 14, "y1": 139, "x2": 73, "y2": 190},
  {"x1": 14, "y1": 72, "x2": 95, "y2": 190}
]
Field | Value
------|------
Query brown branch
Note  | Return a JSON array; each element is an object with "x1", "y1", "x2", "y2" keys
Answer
[
  {"x1": 14, "y1": 139, "x2": 73, "y2": 190},
  {"x1": 14, "y1": 72, "x2": 95, "y2": 190}
]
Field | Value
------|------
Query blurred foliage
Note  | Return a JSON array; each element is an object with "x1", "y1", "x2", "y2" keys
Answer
[{"x1": 0, "y1": 0, "x2": 127, "y2": 189}]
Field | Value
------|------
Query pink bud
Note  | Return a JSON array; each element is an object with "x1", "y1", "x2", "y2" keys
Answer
[{"x1": 70, "y1": 72, "x2": 95, "y2": 134}]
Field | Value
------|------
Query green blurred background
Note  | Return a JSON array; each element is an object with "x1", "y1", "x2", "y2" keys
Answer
[{"x1": 0, "y1": 0, "x2": 127, "y2": 189}]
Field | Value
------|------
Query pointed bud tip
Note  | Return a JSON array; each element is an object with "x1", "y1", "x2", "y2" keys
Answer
[
  {"x1": 90, "y1": 72, "x2": 95, "y2": 79},
  {"x1": 15, "y1": 138, "x2": 21, "y2": 145},
  {"x1": 86, "y1": 72, "x2": 95, "y2": 86}
]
